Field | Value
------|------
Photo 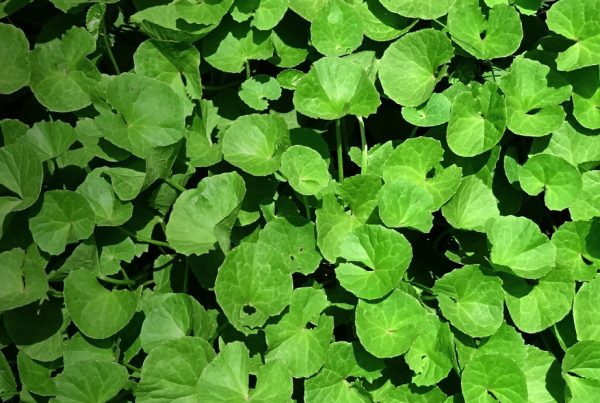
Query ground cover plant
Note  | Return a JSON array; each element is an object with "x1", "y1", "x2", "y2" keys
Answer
[{"x1": 2, "y1": 0, "x2": 600, "y2": 401}]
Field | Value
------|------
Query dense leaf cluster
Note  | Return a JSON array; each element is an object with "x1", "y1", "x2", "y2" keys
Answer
[{"x1": 2, "y1": 0, "x2": 600, "y2": 401}]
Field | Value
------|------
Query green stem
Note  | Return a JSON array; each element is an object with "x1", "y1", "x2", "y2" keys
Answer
[
  {"x1": 245, "y1": 60, "x2": 251, "y2": 80},
  {"x1": 163, "y1": 178, "x2": 186, "y2": 193},
  {"x1": 102, "y1": 17, "x2": 120, "y2": 74},
  {"x1": 357, "y1": 116, "x2": 367, "y2": 174},
  {"x1": 407, "y1": 280, "x2": 436, "y2": 295},
  {"x1": 335, "y1": 118, "x2": 344, "y2": 182},
  {"x1": 118, "y1": 228, "x2": 173, "y2": 249},
  {"x1": 98, "y1": 275, "x2": 135, "y2": 286},
  {"x1": 301, "y1": 194, "x2": 311, "y2": 220},
  {"x1": 124, "y1": 362, "x2": 140, "y2": 373}
]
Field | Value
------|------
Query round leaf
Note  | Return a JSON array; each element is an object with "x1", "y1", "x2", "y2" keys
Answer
[
  {"x1": 355, "y1": 289, "x2": 429, "y2": 358},
  {"x1": 222, "y1": 114, "x2": 290, "y2": 176},
  {"x1": 379, "y1": 0, "x2": 451, "y2": 19},
  {"x1": 310, "y1": 0, "x2": 364, "y2": 57},
  {"x1": 434, "y1": 265, "x2": 504, "y2": 338},
  {"x1": 379, "y1": 29, "x2": 454, "y2": 107},
  {"x1": 64, "y1": 270, "x2": 139, "y2": 339},
  {"x1": 337, "y1": 224, "x2": 412, "y2": 299},
  {"x1": 0, "y1": 23, "x2": 29, "y2": 94},
  {"x1": 280, "y1": 145, "x2": 331, "y2": 196},
  {"x1": 293, "y1": 56, "x2": 381, "y2": 120},
  {"x1": 461, "y1": 353, "x2": 528, "y2": 402},
  {"x1": 29, "y1": 190, "x2": 95, "y2": 256},
  {"x1": 519, "y1": 154, "x2": 582, "y2": 211}
]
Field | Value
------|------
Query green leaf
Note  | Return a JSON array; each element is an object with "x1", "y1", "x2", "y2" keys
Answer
[
  {"x1": 310, "y1": 0, "x2": 364, "y2": 57},
  {"x1": 358, "y1": 0, "x2": 414, "y2": 42},
  {"x1": 4, "y1": 299, "x2": 67, "y2": 362},
  {"x1": 574, "y1": 275, "x2": 600, "y2": 341},
  {"x1": 552, "y1": 220, "x2": 600, "y2": 282},
  {"x1": 305, "y1": 341, "x2": 384, "y2": 402},
  {"x1": 461, "y1": 353, "x2": 528, "y2": 402},
  {"x1": 0, "y1": 23, "x2": 29, "y2": 94},
  {"x1": 202, "y1": 18, "x2": 273, "y2": 73},
  {"x1": 382, "y1": 137, "x2": 462, "y2": 209},
  {"x1": 447, "y1": 82, "x2": 506, "y2": 157},
  {"x1": 447, "y1": 1, "x2": 523, "y2": 60},
  {"x1": 434, "y1": 264, "x2": 504, "y2": 338},
  {"x1": 55, "y1": 360, "x2": 129, "y2": 403},
  {"x1": 316, "y1": 193, "x2": 360, "y2": 263},
  {"x1": 130, "y1": 0, "x2": 233, "y2": 42},
  {"x1": 379, "y1": 0, "x2": 451, "y2": 19},
  {"x1": 402, "y1": 93, "x2": 452, "y2": 128},
  {"x1": 405, "y1": 314, "x2": 453, "y2": 386},
  {"x1": 16, "y1": 352, "x2": 57, "y2": 396},
  {"x1": 239, "y1": 74, "x2": 282, "y2": 111},
  {"x1": 293, "y1": 56, "x2": 381, "y2": 120},
  {"x1": 289, "y1": 0, "x2": 327, "y2": 21},
  {"x1": 22, "y1": 120, "x2": 77, "y2": 162},
  {"x1": 547, "y1": 0, "x2": 600, "y2": 71},
  {"x1": 568, "y1": 66, "x2": 600, "y2": 130},
  {"x1": 486, "y1": 215, "x2": 556, "y2": 279},
  {"x1": 379, "y1": 29, "x2": 454, "y2": 107},
  {"x1": 355, "y1": 289, "x2": 429, "y2": 358},
  {"x1": 0, "y1": 142, "x2": 43, "y2": 212},
  {"x1": 140, "y1": 293, "x2": 217, "y2": 352},
  {"x1": 166, "y1": 172, "x2": 246, "y2": 256},
  {"x1": 214, "y1": 242, "x2": 293, "y2": 333},
  {"x1": 197, "y1": 341, "x2": 293, "y2": 402},
  {"x1": 64, "y1": 270, "x2": 139, "y2": 339},
  {"x1": 0, "y1": 248, "x2": 47, "y2": 312},
  {"x1": 337, "y1": 224, "x2": 412, "y2": 299},
  {"x1": 252, "y1": 0, "x2": 288, "y2": 30},
  {"x1": 441, "y1": 176, "x2": 499, "y2": 232},
  {"x1": 522, "y1": 346, "x2": 564, "y2": 403},
  {"x1": 63, "y1": 333, "x2": 115, "y2": 366},
  {"x1": 134, "y1": 39, "x2": 202, "y2": 114},
  {"x1": 503, "y1": 266, "x2": 575, "y2": 334},
  {"x1": 264, "y1": 287, "x2": 332, "y2": 377},
  {"x1": 95, "y1": 73, "x2": 186, "y2": 159},
  {"x1": 569, "y1": 171, "x2": 600, "y2": 220},
  {"x1": 519, "y1": 154, "x2": 582, "y2": 211},
  {"x1": 222, "y1": 114, "x2": 290, "y2": 176},
  {"x1": 29, "y1": 190, "x2": 95, "y2": 256},
  {"x1": 338, "y1": 174, "x2": 382, "y2": 222},
  {"x1": 562, "y1": 341, "x2": 600, "y2": 401},
  {"x1": 280, "y1": 145, "x2": 331, "y2": 196},
  {"x1": 499, "y1": 56, "x2": 572, "y2": 137},
  {"x1": 29, "y1": 28, "x2": 100, "y2": 112},
  {"x1": 137, "y1": 337, "x2": 215, "y2": 402},
  {"x1": 76, "y1": 169, "x2": 133, "y2": 227},
  {"x1": 258, "y1": 216, "x2": 321, "y2": 275}
]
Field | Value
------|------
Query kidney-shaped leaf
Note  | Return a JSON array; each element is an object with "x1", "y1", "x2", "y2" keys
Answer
[
  {"x1": 280, "y1": 145, "x2": 331, "y2": 196},
  {"x1": 310, "y1": 0, "x2": 364, "y2": 57},
  {"x1": 29, "y1": 190, "x2": 95, "y2": 256},
  {"x1": 293, "y1": 56, "x2": 380, "y2": 120},
  {"x1": 355, "y1": 289, "x2": 429, "y2": 358},
  {"x1": 434, "y1": 265, "x2": 504, "y2": 338},
  {"x1": 461, "y1": 353, "x2": 528, "y2": 402},
  {"x1": 222, "y1": 114, "x2": 290, "y2": 176},
  {"x1": 547, "y1": 0, "x2": 600, "y2": 71},
  {"x1": 214, "y1": 242, "x2": 293, "y2": 333},
  {"x1": 0, "y1": 23, "x2": 29, "y2": 94},
  {"x1": 486, "y1": 215, "x2": 556, "y2": 279},
  {"x1": 379, "y1": 29, "x2": 454, "y2": 107},
  {"x1": 337, "y1": 224, "x2": 412, "y2": 299},
  {"x1": 379, "y1": 0, "x2": 451, "y2": 19},
  {"x1": 166, "y1": 172, "x2": 246, "y2": 256},
  {"x1": 64, "y1": 270, "x2": 139, "y2": 339},
  {"x1": 519, "y1": 154, "x2": 582, "y2": 211}
]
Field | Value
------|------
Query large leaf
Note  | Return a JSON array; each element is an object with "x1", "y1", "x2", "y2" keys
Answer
[
  {"x1": 166, "y1": 172, "x2": 246, "y2": 256},
  {"x1": 379, "y1": 29, "x2": 454, "y2": 107}
]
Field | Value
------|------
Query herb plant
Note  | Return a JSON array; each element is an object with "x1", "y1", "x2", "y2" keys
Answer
[{"x1": 1, "y1": 0, "x2": 600, "y2": 401}]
